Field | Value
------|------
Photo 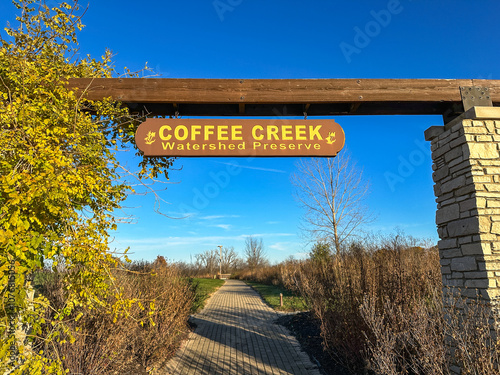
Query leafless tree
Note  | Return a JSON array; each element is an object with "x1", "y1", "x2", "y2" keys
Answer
[
  {"x1": 292, "y1": 151, "x2": 372, "y2": 253},
  {"x1": 195, "y1": 249, "x2": 219, "y2": 275},
  {"x1": 244, "y1": 237, "x2": 268, "y2": 271},
  {"x1": 220, "y1": 246, "x2": 241, "y2": 273}
]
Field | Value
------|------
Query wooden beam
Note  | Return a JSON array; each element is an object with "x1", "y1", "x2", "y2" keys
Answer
[{"x1": 66, "y1": 78, "x2": 500, "y2": 117}]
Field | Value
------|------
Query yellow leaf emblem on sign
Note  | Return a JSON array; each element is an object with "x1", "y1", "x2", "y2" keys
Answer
[
  {"x1": 145, "y1": 131, "x2": 156, "y2": 145},
  {"x1": 325, "y1": 132, "x2": 336, "y2": 145}
]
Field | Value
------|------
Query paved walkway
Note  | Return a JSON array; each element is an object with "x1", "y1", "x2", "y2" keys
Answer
[{"x1": 161, "y1": 279, "x2": 321, "y2": 375}]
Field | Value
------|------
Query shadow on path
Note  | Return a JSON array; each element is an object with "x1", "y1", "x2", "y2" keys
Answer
[{"x1": 161, "y1": 279, "x2": 321, "y2": 375}]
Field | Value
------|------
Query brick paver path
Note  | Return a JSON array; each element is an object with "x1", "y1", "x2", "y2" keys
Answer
[{"x1": 162, "y1": 279, "x2": 321, "y2": 375}]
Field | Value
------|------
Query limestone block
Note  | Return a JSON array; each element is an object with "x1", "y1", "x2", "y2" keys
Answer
[
  {"x1": 465, "y1": 279, "x2": 489, "y2": 288},
  {"x1": 440, "y1": 258, "x2": 451, "y2": 266},
  {"x1": 465, "y1": 134, "x2": 476, "y2": 142},
  {"x1": 432, "y1": 165, "x2": 449, "y2": 182},
  {"x1": 485, "y1": 288, "x2": 500, "y2": 300},
  {"x1": 491, "y1": 222, "x2": 500, "y2": 234},
  {"x1": 441, "y1": 198, "x2": 457, "y2": 206},
  {"x1": 485, "y1": 184, "x2": 500, "y2": 192},
  {"x1": 424, "y1": 126, "x2": 445, "y2": 141},
  {"x1": 470, "y1": 169, "x2": 485, "y2": 176},
  {"x1": 438, "y1": 238, "x2": 457, "y2": 249},
  {"x1": 434, "y1": 183, "x2": 442, "y2": 196},
  {"x1": 461, "y1": 242, "x2": 492, "y2": 255},
  {"x1": 478, "y1": 261, "x2": 500, "y2": 271},
  {"x1": 458, "y1": 236, "x2": 473, "y2": 244},
  {"x1": 441, "y1": 175, "x2": 466, "y2": 194},
  {"x1": 464, "y1": 271, "x2": 490, "y2": 279},
  {"x1": 441, "y1": 266, "x2": 451, "y2": 274},
  {"x1": 472, "y1": 120, "x2": 486, "y2": 127},
  {"x1": 438, "y1": 226, "x2": 448, "y2": 238},
  {"x1": 436, "y1": 204, "x2": 460, "y2": 224},
  {"x1": 441, "y1": 248, "x2": 463, "y2": 258},
  {"x1": 432, "y1": 143, "x2": 451, "y2": 159},
  {"x1": 476, "y1": 197, "x2": 486, "y2": 208},
  {"x1": 466, "y1": 143, "x2": 499, "y2": 159},
  {"x1": 437, "y1": 192, "x2": 454, "y2": 203},
  {"x1": 447, "y1": 217, "x2": 479, "y2": 237},
  {"x1": 476, "y1": 135, "x2": 494, "y2": 142},
  {"x1": 449, "y1": 157, "x2": 465, "y2": 169},
  {"x1": 477, "y1": 208, "x2": 500, "y2": 216},
  {"x1": 462, "y1": 288, "x2": 484, "y2": 298},
  {"x1": 476, "y1": 191, "x2": 500, "y2": 198},
  {"x1": 485, "y1": 121, "x2": 496, "y2": 133},
  {"x1": 480, "y1": 160, "x2": 500, "y2": 167},
  {"x1": 459, "y1": 198, "x2": 477, "y2": 212},
  {"x1": 458, "y1": 120, "x2": 471, "y2": 129},
  {"x1": 449, "y1": 136, "x2": 467, "y2": 149},
  {"x1": 445, "y1": 278, "x2": 465, "y2": 287},
  {"x1": 478, "y1": 216, "x2": 491, "y2": 232},
  {"x1": 479, "y1": 233, "x2": 498, "y2": 240},
  {"x1": 472, "y1": 175, "x2": 493, "y2": 183},
  {"x1": 487, "y1": 200, "x2": 500, "y2": 208},
  {"x1": 450, "y1": 256, "x2": 477, "y2": 271},
  {"x1": 444, "y1": 147, "x2": 463, "y2": 163}
]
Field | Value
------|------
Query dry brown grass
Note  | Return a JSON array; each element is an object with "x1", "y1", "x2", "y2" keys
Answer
[
  {"x1": 233, "y1": 264, "x2": 283, "y2": 286},
  {"x1": 36, "y1": 258, "x2": 194, "y2": 374},
  {"x1": 281, "y1": 235, "x2": 500, "y2": 374}
]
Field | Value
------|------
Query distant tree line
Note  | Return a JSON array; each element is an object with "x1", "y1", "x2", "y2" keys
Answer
[{"x1": 177, "y1": 236, "x2": 268, "y2": 277}]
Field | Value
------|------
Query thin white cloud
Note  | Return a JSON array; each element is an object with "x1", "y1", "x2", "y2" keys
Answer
[
  {"x1": 199, "y1": 215, "x2": 240, "y2": 220},
  {"x1": 214, "y1": 162, "x2": 286, "y2": 174},
  {"x1": 118, "y1": 232, "x2": 294, "y2": 248},
  {"x1": 211, "y1": 224, "x2": 232, "y2": 230},
  {"x1": 269, "y1": 243, "x2": 287, "y2": 251},
  {"x1": 269, "y1": 241, "x2": 301, "y2": 252},
  {"x1": 266, "y1": 221, "x2": 280, "y2": 225}
]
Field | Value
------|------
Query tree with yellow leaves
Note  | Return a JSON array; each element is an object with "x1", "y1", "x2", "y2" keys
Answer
[{"x1": 0, "y1": 1, "x2": 175, "y2": 373}]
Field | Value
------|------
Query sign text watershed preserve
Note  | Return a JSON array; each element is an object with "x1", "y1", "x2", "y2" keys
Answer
[{"x1": 136, "y1": 119, "x2": 345, "y2": 157}]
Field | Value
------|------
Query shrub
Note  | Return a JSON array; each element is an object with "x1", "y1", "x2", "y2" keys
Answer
[
  {"x1": 282, "y1": 234, "x2": 500, "y2": 374},
  {"x1": 35, "y1": 259, "x2": 194, "y2": 374},
  {"x1": 281, "y1": 235, "x2": 442, "y2": 372}
]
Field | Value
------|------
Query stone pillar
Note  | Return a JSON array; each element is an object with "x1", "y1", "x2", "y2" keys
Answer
[{"x1": 425, "y1": 107, "x2": 500, "y2": 373}]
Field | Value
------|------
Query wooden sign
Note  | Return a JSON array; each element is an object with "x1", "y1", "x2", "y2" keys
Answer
[{"x1": 135, "y1": 119, "x2": 345, "y2": 157}]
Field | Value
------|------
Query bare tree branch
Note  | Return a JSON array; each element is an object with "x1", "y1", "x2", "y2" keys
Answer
[
  {"x1": 291, "y1": 151, "x2": 372, "y2": 253},
  {"x1": 244, "y1": 237, "x2": 268, "y2": 271}
]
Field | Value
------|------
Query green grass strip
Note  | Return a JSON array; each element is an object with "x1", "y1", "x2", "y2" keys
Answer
[
  {"x1": 245, "y1": 281, "x2": 308, "y2": 312},
  {"x1": 190, "y1": 278, "x2": 225, "y2": 313}
]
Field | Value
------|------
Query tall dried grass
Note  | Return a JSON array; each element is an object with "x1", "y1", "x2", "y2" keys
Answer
[
  {"x1": 281, "y1": 234, "x2": 499, "y2": 374},
  {"x1": 36, "y1": 258, "x2": 194, "y2": 374},
  {"x1": 233, "y1": 264, "x2": 283, "y2": 285}
]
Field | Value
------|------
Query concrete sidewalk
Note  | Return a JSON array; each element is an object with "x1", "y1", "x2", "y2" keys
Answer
[{"x1": 161, "y1": 279, "x2": 321, "y2": 375}]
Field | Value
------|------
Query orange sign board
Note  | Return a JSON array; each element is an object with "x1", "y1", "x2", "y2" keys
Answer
[{"x1": 135, "y1": 119, "x2": 345, "y2": 157}]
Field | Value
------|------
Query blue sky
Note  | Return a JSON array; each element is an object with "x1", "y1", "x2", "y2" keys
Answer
[{"x1": 1, "y1": 0, "x2": 499, "y2": 263}]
